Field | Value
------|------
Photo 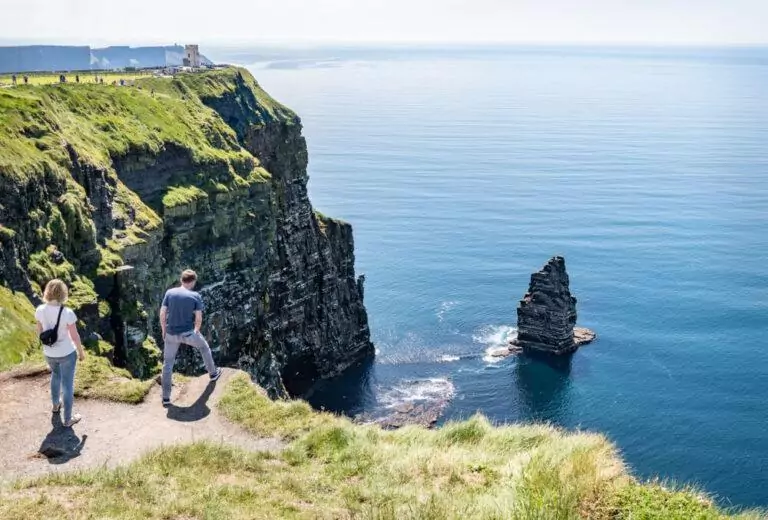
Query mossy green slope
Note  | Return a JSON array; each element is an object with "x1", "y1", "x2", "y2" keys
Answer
[
  {"x1": 0, "y1": 68, "x2": 276, "y2": 293},
  {"x1": 0, "y1": 285, "x2": 38, "y2": 370},
  {"x1": 0, "y1": 69, "x2": 271, "y2": 184},
  {"x1": 0, "y1": 68, "x2": 280, "y2": 375}
]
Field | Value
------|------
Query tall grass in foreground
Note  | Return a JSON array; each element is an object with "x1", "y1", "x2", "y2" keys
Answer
[{"x1": 0, "y1": 373, "x2": 763, "y2": 519}]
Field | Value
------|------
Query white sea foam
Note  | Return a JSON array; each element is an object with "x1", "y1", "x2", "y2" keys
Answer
[
  {"x1": 378, "y1": 378, "x2": 456, "y2": 409},
  {"x1": 436, "y1": 300, "x2": 459, "y2": 322},
  {"x1": 473, "y1": 325, "x2": 518, "y2": 363},
  {"x1": 439, "y1": 354, "x2": 461, "y2": 362}
]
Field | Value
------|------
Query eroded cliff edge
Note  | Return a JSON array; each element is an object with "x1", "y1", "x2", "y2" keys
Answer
[{"x1": 0, "y1": 67, "x2": 373, "y2": 396}]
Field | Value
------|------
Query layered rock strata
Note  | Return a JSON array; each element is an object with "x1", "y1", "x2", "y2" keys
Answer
[
  {"x1": 511, "y1": 256, "x2": 595, "y2": 355},
  {"x1": 0, "y1": 68, "x2": 373, "y2": 397}
]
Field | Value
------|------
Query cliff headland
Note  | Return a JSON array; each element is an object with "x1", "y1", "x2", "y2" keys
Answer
[
  {"x1": 0, "y1": 44, "x2": 201, "y2": 74},
  {"x1": 0, "y1": 67, "x2": 760, "y2": 519},
  {"x1": 0, "y1": 67, "x2": 373, "y2": 396}
]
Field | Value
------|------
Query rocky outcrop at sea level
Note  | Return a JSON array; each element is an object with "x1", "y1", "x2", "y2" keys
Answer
[{"x1": 511, "y1": 256, "x2": 595, "y2": 355}]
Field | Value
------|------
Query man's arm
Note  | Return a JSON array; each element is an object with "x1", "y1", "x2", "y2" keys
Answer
[
  {"x1": 194, "y1": 310, "x2": 203, "y2": 334},
  {"x1": 159, "y1": 306, "x2": 168, "y2": 338}
]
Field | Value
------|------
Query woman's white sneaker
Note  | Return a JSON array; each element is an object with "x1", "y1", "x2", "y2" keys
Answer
[{"x1": 64, "y1": 414, "x2": 82, "y2": 428}]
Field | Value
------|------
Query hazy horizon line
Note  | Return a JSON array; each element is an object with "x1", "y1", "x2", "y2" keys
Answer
[{"x1": 1, "y1": 39, "x2": 768, "y2": 50}]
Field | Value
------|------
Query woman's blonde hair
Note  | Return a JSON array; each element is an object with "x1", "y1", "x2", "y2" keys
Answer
[{"x1": 43, "y1": 279, "x2": 69, "y2": 304}]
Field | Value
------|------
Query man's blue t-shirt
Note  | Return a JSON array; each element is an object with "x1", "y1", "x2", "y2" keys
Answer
[{"x1": 162, "y1": 287, "x2": 204, "y2": 335}]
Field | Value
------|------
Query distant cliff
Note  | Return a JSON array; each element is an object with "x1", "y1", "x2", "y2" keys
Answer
[
  {"x1": 0, "y1": 45, "x2": 206, "y2": 73},
  {"x1": 0, "y1": 67, "x2": 373, "y2": 396},
  {"x1": 0, "y1": 45, "x2": 91, "y2": 73},
  {"x1": 91, "y1": 45, "x2": 185, "y2": 69}
]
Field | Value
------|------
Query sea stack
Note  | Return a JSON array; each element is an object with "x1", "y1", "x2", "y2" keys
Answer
[{"x1": 511, "y1": 256, "x2": 595, "y2": 355}]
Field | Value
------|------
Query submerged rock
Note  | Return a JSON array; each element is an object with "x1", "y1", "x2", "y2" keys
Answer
[
  {"x1": 356, "y1": 378, "x2": 454, "y2": 429},
  {"x1": 511, "y1": 256, "x2": 595, "y2": 355},
  {"x1": 372, "y1": 401, "x2": 447, "y2": 430}
]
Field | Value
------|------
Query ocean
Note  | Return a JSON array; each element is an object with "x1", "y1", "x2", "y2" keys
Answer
[{"x1": 213, "y1": 45, "x2": 768, "y2": 507}]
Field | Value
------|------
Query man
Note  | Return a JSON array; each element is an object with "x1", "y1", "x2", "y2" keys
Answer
[{"x1": 159, "y1": 269, "x2": 222, "y2": 406}]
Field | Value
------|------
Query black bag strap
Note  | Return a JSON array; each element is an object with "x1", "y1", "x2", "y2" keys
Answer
[{"x1": 52, "y1": 305, "x2": 64, "y2": 331}]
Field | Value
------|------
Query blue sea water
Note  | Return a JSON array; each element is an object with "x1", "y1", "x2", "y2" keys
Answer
[{"x1": 223, "y1": 46, "x2": 766, "y2": 507}]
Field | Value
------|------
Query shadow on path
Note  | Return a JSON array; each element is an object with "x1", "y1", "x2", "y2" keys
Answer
[
  {"x1": 38, "y1": 413, "x2": 87, "y2": 464},
  {"x1": 166, "y1": 380, "x2": 217, "y2": 422}
]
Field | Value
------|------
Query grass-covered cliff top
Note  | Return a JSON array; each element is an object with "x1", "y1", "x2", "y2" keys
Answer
[
  {"x1": 0, "y1": 67, "x2": 291, "y2": 313},
  {"x1": 0, "y1": 371, "x2": 761, "y2": 519},
  {"x1": 0, "y1": 67, "x2": 289, "y2": 183}
]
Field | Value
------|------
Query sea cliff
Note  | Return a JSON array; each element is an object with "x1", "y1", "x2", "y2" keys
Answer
[{"x1": 0, "y1": 67, "x2": 373, "y2": 396}]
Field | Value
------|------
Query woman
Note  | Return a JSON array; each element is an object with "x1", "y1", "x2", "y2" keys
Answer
[{"x1": 35, "y1": 279, "x2": 86, "y2": 427}]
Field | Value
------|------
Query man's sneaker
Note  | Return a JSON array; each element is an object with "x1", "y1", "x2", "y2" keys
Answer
[
  {"x1": 162, "y1": 398, "x2": 171, "y2": 407},
  {"x1": 210, "y1": 367, "x2": 223, "y2": 382}
]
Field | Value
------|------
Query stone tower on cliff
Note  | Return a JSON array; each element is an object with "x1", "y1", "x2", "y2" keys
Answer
[
  {"x1": 512, "y1": 256, "x2": 593, "y2": 355},
  {"x1": 184, "y1": 45, "x2": 201, "y2": 67}
]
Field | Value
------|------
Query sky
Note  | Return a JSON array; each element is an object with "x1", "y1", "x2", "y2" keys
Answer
[{"x1": 2, "y1": 0, "x2": 767, "y2": 46}]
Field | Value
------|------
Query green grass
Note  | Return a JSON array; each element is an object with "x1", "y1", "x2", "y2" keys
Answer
[
  {"x1": 219, "y1": 373, "x2": 763, "y2": 519},
  {"x1": 74, "y1": 352, "x2": 155, "y2": 404},
  {"x1": 0, "y1": 67, "x2": 279, "y2": 377},
  {"x1": 162, "y1": 184, "x2": 209, "y2": 209},
  {"x1": 0, "y1": 69, "x2": 271, "y2": 250},
  {"x1": 218, "y1": 372, "x2": 338, "y2": 440},
  {"x1": 0, "y1": 286, "x2": 39, "y2": 370},
  {"x1": 0, "y1": 290, "x2": 154, "y2": 403},
  {"x1": 0, "y1": 373, "x2": 763, "y2": 519},
  {"x1": 608, "y1": 482, "x2": 749, "y2": 520},
  {"x1": 0, "y1": 68, "x2": 276, "y2": 332},
  {"x1": 0, "y1": 71, "x2": 156, "y2": 87}
]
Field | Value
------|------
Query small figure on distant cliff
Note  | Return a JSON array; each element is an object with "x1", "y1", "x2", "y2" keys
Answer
[
  {"x1": 23, "y1": 75, "x2": 28, "y2": 85},
  {"x1": 35, "y1": 279, "x2": 87, "y2": 428},
  {"x1": 511, "y1": 256, "x2": 595, "y2": 355},
  {"x1": 11, "y1": 74, "x2": 17, "y2": 85},
  {"x1": 159, "y1": 269, "x2": 222, "y2": 407},
  {"x1": 75, "y1": 74, "x2": 80, "y2": 83}
]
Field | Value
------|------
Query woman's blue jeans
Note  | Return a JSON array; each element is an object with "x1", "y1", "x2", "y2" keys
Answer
[{"x1": 46, "y1": 351, "x2": 77, "y2": 423}]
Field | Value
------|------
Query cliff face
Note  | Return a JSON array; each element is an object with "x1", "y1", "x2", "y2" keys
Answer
[
  {"x1": 513, "y1": 257, "x2": 578, "y2": 355},
  {"x1": 0, "y1": 68, "x2": 373, "y2": 396},
  {"x1": 91, "y1": 45, "x2": 185, "y2": 70},
  {"x1": 0, "y1": 45, "x2": 92, "y2": 74}
]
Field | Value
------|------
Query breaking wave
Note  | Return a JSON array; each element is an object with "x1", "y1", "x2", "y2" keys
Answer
[
  {"x1": 473, "y1": 325, "x2": 517, "y2": 363},
  {"x1": 377, "y1": 378, "x2": 456, "y2": 409}
]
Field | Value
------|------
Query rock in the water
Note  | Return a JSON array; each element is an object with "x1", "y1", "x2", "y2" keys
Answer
[
  {"x1": 511, "y1": 256, "x2": 594, "y2": 355},
  {"x1": 373, "y1": 401, "x2": 445, "y2": 430},
  {"x1": 574, "y1": 326, "x2": 596, "y2": 347}
]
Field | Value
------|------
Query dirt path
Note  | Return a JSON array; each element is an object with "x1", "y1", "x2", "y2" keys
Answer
[{"x1": 0, "y1": 368, "x2": 281, "y2": 482}]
